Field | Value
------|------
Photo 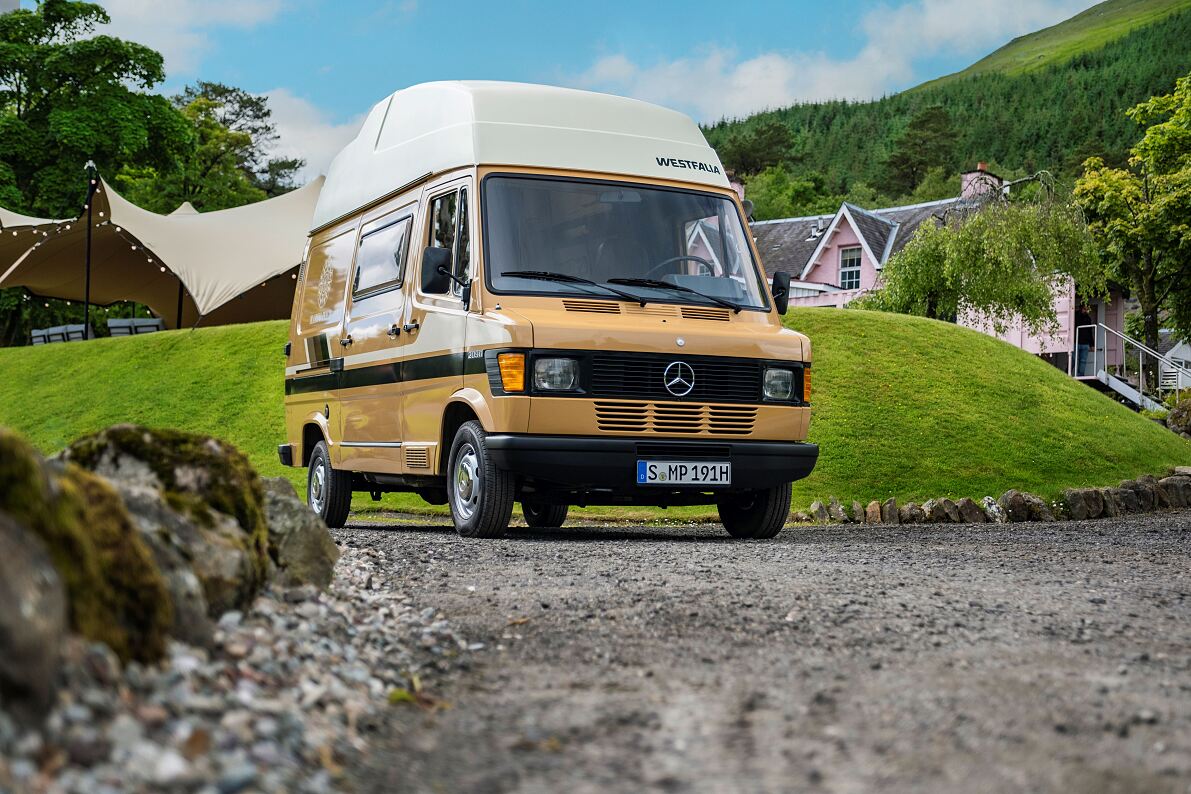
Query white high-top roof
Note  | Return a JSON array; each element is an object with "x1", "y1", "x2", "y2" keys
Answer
[{"x1": 311, "y1": 81, "x2": 729, "y2": 231}]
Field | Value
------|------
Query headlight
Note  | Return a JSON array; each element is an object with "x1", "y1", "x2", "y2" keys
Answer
[
  {"x1": 533, "y1": 357, "x2": 578, "y2": 391},
  {"x1": 763, "y1": 368, "x2": 794, "y2": 401}
]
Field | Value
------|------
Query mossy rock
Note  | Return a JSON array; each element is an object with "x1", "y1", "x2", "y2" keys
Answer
[
  {"x1": 0, "y1": 429, "x2": 172, "y2": 663},
  {"x1": 62, "y1": 425, "x2": 270, "y2": 602}
]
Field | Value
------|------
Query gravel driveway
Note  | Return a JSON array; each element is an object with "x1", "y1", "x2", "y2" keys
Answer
[{"x1": 336, "y1": 511, "x2": 1191, "y2": 794}]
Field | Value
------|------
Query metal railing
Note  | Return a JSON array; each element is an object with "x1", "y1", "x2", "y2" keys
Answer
[{"x1": 1071, "y1": 323, "x2": 1191, "y2": 405}]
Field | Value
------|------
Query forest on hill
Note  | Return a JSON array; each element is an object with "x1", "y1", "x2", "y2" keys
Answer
[{"x1": 704, "y1": 5, "x2": 1191, "y2": 219}]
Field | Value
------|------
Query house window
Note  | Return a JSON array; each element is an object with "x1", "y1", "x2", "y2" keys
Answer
[{"x1": 839, "y1": 247, "x2": 861, "y2": 290}]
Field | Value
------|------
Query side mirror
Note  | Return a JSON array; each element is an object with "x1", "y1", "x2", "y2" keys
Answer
[
  {"x1": 771, "y1": 271, "x2": 791, "y2": 315},
  {"x1": 421, "y1": 247, "x2": 452, "y2": 294}
]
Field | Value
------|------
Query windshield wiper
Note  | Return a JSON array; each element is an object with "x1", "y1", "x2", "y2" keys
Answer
[
  {"x1": 502, "y1": 270, "x2": 647, "y2": 306},
  {"x1": 606, "y1": 277, "x2": 742, "y2": 313}
]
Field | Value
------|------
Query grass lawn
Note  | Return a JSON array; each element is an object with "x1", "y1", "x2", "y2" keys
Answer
[
  {"x1": 915, "y1": 0, "x2": 1191, "y2": 90},
  {"x1": 1, "y1": 309, "x2": 1187, "y2": 521}
]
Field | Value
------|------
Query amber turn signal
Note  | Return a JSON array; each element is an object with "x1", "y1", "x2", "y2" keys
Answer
[
  {"x1": 498, "y1": 353, "x2": 526, "y2": 392},
  {"x1": 802, "y1": 368, "x2": 812, "y2": 403}
]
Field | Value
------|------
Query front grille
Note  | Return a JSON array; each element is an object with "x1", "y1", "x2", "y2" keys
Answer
[
  {"x1": 590, "y1": 353, "x2": 763, "y2": 403},
  {"x1": 595, "y1": 401, "x2": 756, "y2": 435}
]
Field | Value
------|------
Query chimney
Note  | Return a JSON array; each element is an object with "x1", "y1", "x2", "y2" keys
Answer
[{"x1": 961, "y1": 161, "x2": 1001, "y2": 201}]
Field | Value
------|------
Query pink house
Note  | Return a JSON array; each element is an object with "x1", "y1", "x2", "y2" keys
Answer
[{"x1": 751, "y1": 164, "x2": 1127, "y2": 375}]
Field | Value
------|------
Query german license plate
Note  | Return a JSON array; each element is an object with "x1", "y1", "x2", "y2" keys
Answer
[{"x1": 636, "y1": 460, "x2": 731, "y2": 486}]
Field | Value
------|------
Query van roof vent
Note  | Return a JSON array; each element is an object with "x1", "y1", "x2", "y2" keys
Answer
[
  {"x1": 681, "y1": 306, "x2": 731, "y2": 322},
  {"x1": 563, "y1": 299, "x2": 621, "y2": 314}
]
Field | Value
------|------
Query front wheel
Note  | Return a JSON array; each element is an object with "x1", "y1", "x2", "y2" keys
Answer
[
  {"x1": 447, "y1": 421, "x2": 515, "y2": 538},
  {"x1": 308, "y1": 440, "x2": 352, "y2": 529},
  {"x1": 522, "y1": 501, "x2": 568, "y2": 529},
  {"x1": 717, "y1": 484, "x2": 791, "y2": 539}
]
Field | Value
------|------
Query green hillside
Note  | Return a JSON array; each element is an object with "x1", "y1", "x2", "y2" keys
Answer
[
  {"x1": 704, "y1": 3, "x2": 1191, "y2": 197},
  {"x1": 918, "y1": 0, "x2": 1191, "y2": 89},
  {"x1": 0, "y1": 311, "x2": 1186, "y2": 520}
]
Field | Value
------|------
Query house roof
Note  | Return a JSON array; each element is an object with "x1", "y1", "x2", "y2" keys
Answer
[{"x1": 752, "y1": 196, "x2": 965, "y2": 280}]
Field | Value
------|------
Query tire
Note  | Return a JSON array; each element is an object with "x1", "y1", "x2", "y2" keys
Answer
[
  {"x1": 447, "y1": 420, "x2": 515, "y2": 538},
  {"x1": 308, "y1": 440, "x2": 352, "y2": 529},
  {"x1": 717, "y1": 484, "x2": 791, "y2": 539},
  {"x1": 522, "y1": 501, "x2": 568, "y2": 529}
]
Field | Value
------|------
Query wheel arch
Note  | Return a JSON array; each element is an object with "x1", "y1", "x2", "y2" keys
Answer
[{"x1": 440, "y1": 392, "x2": 490, "y2": 474}]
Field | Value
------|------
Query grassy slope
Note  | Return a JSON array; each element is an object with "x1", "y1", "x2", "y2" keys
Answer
[
  {"x1": 0, "y1": 311, "x2": 1187, "y2": 519},
  {"x1": 917, "y1": 0, "x2": 1191, "y2": 89}
]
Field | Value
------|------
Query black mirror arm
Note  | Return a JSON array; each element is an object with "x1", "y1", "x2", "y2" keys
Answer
[{"x1": 437, "y1": 265, "x2": 469, "y2": 291}]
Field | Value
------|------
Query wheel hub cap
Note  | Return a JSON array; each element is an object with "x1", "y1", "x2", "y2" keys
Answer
[
  {"x1": 453, "y1": 445, "x2": 480, "y2": 521},
  {"x1": 310, "y1": 463, "x2": 326, "y2": 512}
]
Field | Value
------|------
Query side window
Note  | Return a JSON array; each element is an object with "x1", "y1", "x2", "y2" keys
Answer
[
  {"x1": 427, "y1": 187, "x2": 471, "y2": 296},
  {"x1": 353, "y1": 215, "x2": 411, "y2": 297}
]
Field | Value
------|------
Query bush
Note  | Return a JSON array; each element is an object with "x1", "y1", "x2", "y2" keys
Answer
[{"x1": 1166, "y1": 397, "x2": 1191, "y2": 435}]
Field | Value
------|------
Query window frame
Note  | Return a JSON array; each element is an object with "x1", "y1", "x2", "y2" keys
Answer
[
  {"x1": 839, "y1": 246, "x2": 862, "y2": 291},
  {"x1": 351, "y1": 212, "x2": 414, "y2": 301},
  {"x1": 422, "y1": 184, "x2": 472, "y2": 298}
]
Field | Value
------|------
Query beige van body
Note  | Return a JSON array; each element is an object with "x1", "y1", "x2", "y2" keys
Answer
[{"x1": 281, "y1": 82, "x2": 817, "y2": 538}]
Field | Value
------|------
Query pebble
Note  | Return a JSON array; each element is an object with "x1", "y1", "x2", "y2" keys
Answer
[{"x1": 1, "y1": 546, "x2": 472, "y2": 794}]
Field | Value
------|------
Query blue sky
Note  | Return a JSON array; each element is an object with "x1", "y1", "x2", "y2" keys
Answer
[{"x1": 78, "y1": 0, "x2": 1102, "y2": 178}]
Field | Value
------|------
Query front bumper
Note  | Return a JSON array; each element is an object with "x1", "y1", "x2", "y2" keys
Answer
[{"x1": 485, "y1": 434, "x2": 818, "y2": 494}]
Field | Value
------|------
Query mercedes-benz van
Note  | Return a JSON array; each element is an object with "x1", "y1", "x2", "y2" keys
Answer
[{"x1": 279, "y1": 81, "x2": 817, "y2": 538}]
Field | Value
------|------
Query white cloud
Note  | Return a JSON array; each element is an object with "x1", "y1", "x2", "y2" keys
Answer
[
  {"x1": 263, "y1": 89, "x2": 364, "y2": 181},
  {"x1": 97, "y1": 0, "x2": 283, "y2": 75},
  {"x1": 574, "y1": 0, "x2": 1103, "y2": 122}
]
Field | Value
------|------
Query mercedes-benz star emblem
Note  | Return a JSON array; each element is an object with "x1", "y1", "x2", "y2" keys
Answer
[{"x1": 663, "y1": 361, "x2": 695, "y2": 397}]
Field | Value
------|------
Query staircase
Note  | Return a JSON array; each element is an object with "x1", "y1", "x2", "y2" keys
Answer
[{"x1": 1070, "y1": 323, "x2": 1189, "y2": 411}]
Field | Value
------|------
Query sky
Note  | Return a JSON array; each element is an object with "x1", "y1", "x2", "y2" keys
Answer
[{"x1": 63, "y1": 0, "x2": 1105, "y2": 180}]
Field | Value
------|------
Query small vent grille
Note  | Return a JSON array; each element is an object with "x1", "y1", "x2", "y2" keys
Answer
[
  {"x1": 405, "y1": 447, "x2": 430, "y2": 468},
  {"x1": 563, "y1": 299, "x2": 620, "y2": 314},
  {"x1": 681, "y1": 306, "x2": 731, "y2": 322},
  {"x1": 595, "y1": 401, "x2": 756, "y2": 436},
  {"x1": 624, "y1": 304, "x2": 679, "y2": 318}
]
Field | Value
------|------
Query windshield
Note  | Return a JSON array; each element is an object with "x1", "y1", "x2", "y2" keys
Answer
[{"x1": 482, "y1": 175, "x2": 769, "y2": 310}]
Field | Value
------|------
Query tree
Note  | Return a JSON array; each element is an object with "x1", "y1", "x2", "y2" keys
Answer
[
  {"x1": 0, "y1": 0, "x2": 188, "y2": 217},
  {"x1": 717, "y1": 119, "x2": 796, "y2": 176},
  {"x1": 857, "y1": 197, "x2": 1104, "y2": 334},
  {"x1": 116, "y1": 82, "x2": 305, "y2": 212},
  {"x1": 884, "y1": 106, "x2": 957, "y2": 196},
  {"x1": 1074, "y1": 72, "x2": 1191, "y2": 353}
]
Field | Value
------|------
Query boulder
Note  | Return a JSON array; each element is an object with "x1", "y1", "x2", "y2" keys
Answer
[
  {"x1": 1100, "y1": 488, "x2": 1123, "y2": 517},
  {"x1": 1083, "y1": 488, "x2": 1105, "y2": 519},
  {"x1": 881, "y1": 498, "x2": 899, "y2": 525},
  {"x1": 261, "y1": 478, "x2": 340, "y2": 590},
  {"x1": 791, "y1": 511, "x2": 812, "y2": 524},
  {"x1": 1158, "y1": 476, "x2": 1190, "y2": 507},
  {"x1": 899, "y1": 502, "x2": 925, "y2": 524},
  {"x1": 1021, "y1": 493, "x2": 1055, "y2": 522},
  {"x1": 1121, "y1": 480, "x2": 1155, "y2": 512},
  {"x1": 1116, "y1": 487, "x2": 1141, "y2": 513},
  {"x1": 826, "y1": 497, "x2": 848, "y2": 523},
  {"x1": 62, "y1": 426, "x2": 270, "y2": 613},
  {"x1": 0, "y1": 430, "x2": 172, "y2": 664},
  {"x1": 809, "y1": 500, "x2": 830, "y2": 524},
  {"x1": 865, "y1": 501, "x2": 882, "y2": 525},
  {"x1": 0, "y1": 512, "x2": 67, "y2": 724},
  {"x1": 997, "y1": 490, "x2": 1030, "y2": 523},
  {"x1": 956, "y1": 498, "x2": 987, "y2": 524},
  {"x1": 922, "y1": 499, "x2": 945, "y2": 523},
  {"x1": 851, "y1": 501, "x2": 865, "y2": 524},
  {"x1": 1063, "y1": 488, "x2": 1089, "y2": 521},
  {"x1": 982, "y1": 496, "x2": 1006, "y2": 523},
  {"x1": 940, "y1": 499, "x2": 962, "y2": 523}
]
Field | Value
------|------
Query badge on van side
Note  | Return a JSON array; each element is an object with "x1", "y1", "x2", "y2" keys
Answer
[
  {"x1": 316, "y1": 260, "x2": 334, "y2": 309},
  {"x1": 655, "y1": 156, "x2": 722, "y2": 175}
]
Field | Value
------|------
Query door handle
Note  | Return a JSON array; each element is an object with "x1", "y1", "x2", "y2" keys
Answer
[
  {"x1": 387, "y1": 323, "x2": 401, "y2": 338},
  {"x1": 403, "y1": 320, "x2": 420, "y2": 333},
  {"x1": 339, "y1": 335, "x2": 353, "y2": 347}
]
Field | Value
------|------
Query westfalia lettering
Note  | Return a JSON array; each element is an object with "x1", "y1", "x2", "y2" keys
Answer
[{"x1": 655, "y1": 157, "x2": 722, "y2": 174}]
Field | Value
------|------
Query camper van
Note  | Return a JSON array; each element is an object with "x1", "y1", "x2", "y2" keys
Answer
[{"x1": 280, "y1": 81, "x2": 817, "y2": 539}]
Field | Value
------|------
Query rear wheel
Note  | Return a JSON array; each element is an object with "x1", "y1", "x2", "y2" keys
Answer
[
  {"x1": 717, "y1": 484, "x2": 791, "y2": 539},
  {"x1": 522, "y1": 501, "x2": 568, "y2": 529},
  {"x1": 308, "y1": 440, "x2": 351, "y2": 529},
  {"x1": 448, "y1": 421, "x2": 515, "y2": 538}
]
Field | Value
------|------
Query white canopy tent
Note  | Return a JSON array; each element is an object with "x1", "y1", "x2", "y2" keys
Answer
[{"x1": 0, "y1": 176, "x2": 323, "y2": 330}]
